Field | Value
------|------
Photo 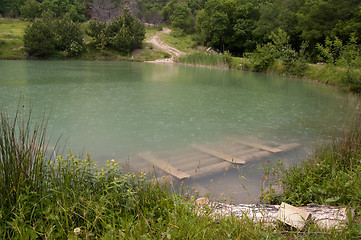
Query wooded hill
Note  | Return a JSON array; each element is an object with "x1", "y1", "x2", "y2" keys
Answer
[{"x1": 2, "y1": 0, "x2": 361, "y2": 57}]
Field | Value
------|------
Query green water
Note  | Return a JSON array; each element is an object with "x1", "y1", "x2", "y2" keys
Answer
[{"x1": 0, "y1": 60, "x2": 358, "y2": 202}]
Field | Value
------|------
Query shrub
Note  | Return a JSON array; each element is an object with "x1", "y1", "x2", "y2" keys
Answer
[
  {"x1": 107, "y1": 9, "x2": 145, "y2": 54},
  {"x1": 20, "y1": 0, "x2": 42, "y2": 21},
  {"x1": 87, "y1": 8, "x2": 145, "y2": 55},
  {"x1": 54, "y1": 16, "x2": 84, "y2": 57},
  {"x1": 23, "y1": 18, "x2": 56, "y2": 57},
  {"x1": 24, "y1": 16, "x2": 84, "y2": 58}
]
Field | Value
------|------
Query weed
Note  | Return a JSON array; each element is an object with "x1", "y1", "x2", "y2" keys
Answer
[
  {"x1": 263, "y1": 111, "x2": 361, "y2": 209},
  {"x1": 177, "y1": 51, "x2": 230, "y2": 68}
]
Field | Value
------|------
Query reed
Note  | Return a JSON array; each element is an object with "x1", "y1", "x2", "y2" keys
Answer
[
  {"x1": 0, "y1": 106, "x2": 48, "y2": 207},
  {"x1": 177, "y1": 51, "x2": 230, "y2": 68},
  {"x1": 264, "y1": 110, "x2": 361, "y2": 208}
]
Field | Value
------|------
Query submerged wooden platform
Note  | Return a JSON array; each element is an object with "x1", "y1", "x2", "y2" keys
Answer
[{"x1": 131, "y1": 138, "x2": 300, "y2": 182}]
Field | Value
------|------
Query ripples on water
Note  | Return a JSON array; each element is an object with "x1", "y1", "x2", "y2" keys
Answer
[{"x1": 0, "y1": 60, "x2": 358, "y2": 203}]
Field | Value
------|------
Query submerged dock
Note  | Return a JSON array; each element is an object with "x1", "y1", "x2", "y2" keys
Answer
[{"x1": 129, "y1": 138, "x2": 301, "y2": 184}]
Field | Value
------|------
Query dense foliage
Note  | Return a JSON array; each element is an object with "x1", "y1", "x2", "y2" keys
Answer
[
  {"x1": 1, "y1": 0, "x2": 87, "y2": 21},
  {"x1": 3, "y1": 0, "x2": 361, "y2": 57},
  {"x1": 195, "y1": 0, "x2": 361, "y2": 58},
  {"x1": 87, "y1": 8, "x2": 145, "y2": 55},
  {"x1": 23, "y1": 16, "x2": 84, "y2": 58}
]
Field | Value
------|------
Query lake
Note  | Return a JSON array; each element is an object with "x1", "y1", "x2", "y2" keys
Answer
[{"x1": 0, "y1": 60, "x2": 358, "y2": 203}]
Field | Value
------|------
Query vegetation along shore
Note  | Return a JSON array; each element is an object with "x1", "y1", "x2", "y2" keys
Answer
[
  {"x1": 1, "y1": 0, "x2": 361, "y2": 92},
  {"x1": 1, "y1": 0, "x2": 361, "y2": 238}
]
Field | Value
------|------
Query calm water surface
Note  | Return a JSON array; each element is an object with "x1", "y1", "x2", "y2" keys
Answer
[{"x1": 0, "y1": 60, "x2": 358, "y2": 202}]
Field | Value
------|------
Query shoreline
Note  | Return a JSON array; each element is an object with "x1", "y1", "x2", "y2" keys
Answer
[{"x1": 0, "y1": 57, "x2": 358, "y2": 94}]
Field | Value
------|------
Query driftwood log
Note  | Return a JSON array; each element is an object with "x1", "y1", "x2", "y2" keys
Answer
[{"x1": 197, "y1": 199, "x2": 354, "y2": 230}]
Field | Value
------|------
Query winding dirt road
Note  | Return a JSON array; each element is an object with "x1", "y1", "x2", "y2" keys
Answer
[{"x1": 145, "y1": 28, "x2": 184, "y2": 63}]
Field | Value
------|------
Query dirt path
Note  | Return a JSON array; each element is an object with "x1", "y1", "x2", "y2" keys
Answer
[{"x1": 145, "y1": 28, "x2": 185, "y2": 63}]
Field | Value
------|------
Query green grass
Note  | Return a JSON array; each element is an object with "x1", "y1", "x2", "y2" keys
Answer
[
  {"x1": 159, "y1": 27, "x2": 197, "y2": 53},
  {"x1": 229, "y1": 56, "x2": 251, "y2": 70},
  {"x1": 0, "y1": 18, "x2": 28, "y2": 59},
  {"x1": 304, "y1": 64, "x2": 361, "y2": 92},
  {"x1": 263, "y1": 110, "x2": 361, "y2": 209},
  {"x1": 177, "y1": 51, "x2": 230, "y2": 68}
]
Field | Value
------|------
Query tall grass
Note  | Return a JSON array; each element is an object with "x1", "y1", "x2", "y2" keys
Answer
[
  {"x1": 263, "y1": 110, "x2": 361, "y2": 208},
  {"x1": 177, "y1": 51, "x2": 231, "y2": 68},
  {"x1": 0, "y1": 106, "x2": 48, "y2": 208}
]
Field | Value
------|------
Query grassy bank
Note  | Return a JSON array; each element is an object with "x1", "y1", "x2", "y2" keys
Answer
[
  {"x1": 263, "y1": 110, "x2": 361, "y2": 210},
  {"x1": 0, "y1": 19, "x2": 170, "y2": 62},
  {"x1": 0, "y1": 18, "x2": 27, "y2": 59}
]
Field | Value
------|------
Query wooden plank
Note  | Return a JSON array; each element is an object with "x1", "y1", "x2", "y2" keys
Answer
[
  {"x1": 182, "y1": 158, "x2": 220, "y2": 173},
  {"x1": 161, "y1": 152, "x2": 212, "y2": 167},
  {"x1": 192, "y1": 144, "x2": 246, "y2": 164},
  {"x1": 242, "y1": 150, "x2": 273, "y2": 161},
  {"x1": 138, "y1": 152, "x2": 191, "y2": 180},
  {"x1": 233, "y1": 139, "x2": 283, "y2": 153},
  {"x1": 278, "y1": 143, "x2": 301, "y2": 151},
  {"x1": 232, "y1": 147, "x2": 262, "y2": 157},
  {"x1": 192, "y1": 161, "x2": 232, "y2": 178},
  {"x1": 277, "y1": 202, "x2": 312, "y2": 230}
]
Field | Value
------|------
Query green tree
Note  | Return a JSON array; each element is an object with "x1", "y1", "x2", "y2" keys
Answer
[
  {"x1": 246, "y1": 29, "x2": 307, "y2": 75},
  {"x1": 86, "y1": 20, "x2": 107, "y2": 51},
  {"x1": 254, "y1": 0, "x2": 303, "y2": 48},
  {"x1": 0, "y1": 0, "x2": 25, "y2": 17},
  {"x1": 297, "y1": 0, "x2": 361, "y2": 47},
  {"x1": 24, "y1": 18, "x2": 56, "y2": 57},
  {"x1": 196, "y1": 0, "x2": 230, "y2": 52},
  {"x1": 230, "y1": 1, "x2": 260, "y2": 54},
  {"x1": 88, "y1": 8, "x2": 145, "y2": 55},
  {"x1": 20, "y1": 0, "x2": 86, "y2": 22},
  {"x1": 20, "y1": 0, "x2": 42, "y2": 20},
  {"x1": 317, "y1": 34, "x2": 361, "y2": 68},
  {"x1": 24, "y1": 15, "x2": 84, "y2": 58},
  {"x1": 54, "y1": 16, "x2": 84, "y2": 57},
  {"x1": 170, "y1": 3, "x2": 194, "y2": 33}
]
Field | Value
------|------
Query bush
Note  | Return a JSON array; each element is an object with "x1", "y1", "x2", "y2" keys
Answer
[
  {"x1": 54, "y1": 16, "x2": 84, "y2": 57},
  {"x1": 87, "y1": 9, "x2": 145, "y2": 55},
  {"x1": 23, "y1": 18, "x2": 56, "y2": 57},
  {"x1": 20, "y1": 0, "x2": 42, "y2": 21},
  {"x1": 245, "y1": 30, "x2": 308, "y2": 76},
  {"x1": 263, "y1": 112, "x2": 361, "y2": 208},
  {"x1": 24, "y1": 16, "x2": 84, "y2": 58}
]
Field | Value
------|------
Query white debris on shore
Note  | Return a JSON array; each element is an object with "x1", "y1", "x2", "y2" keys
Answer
[{"x1": 197, "y1": 199, "x2": 353, "y2": 230}]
